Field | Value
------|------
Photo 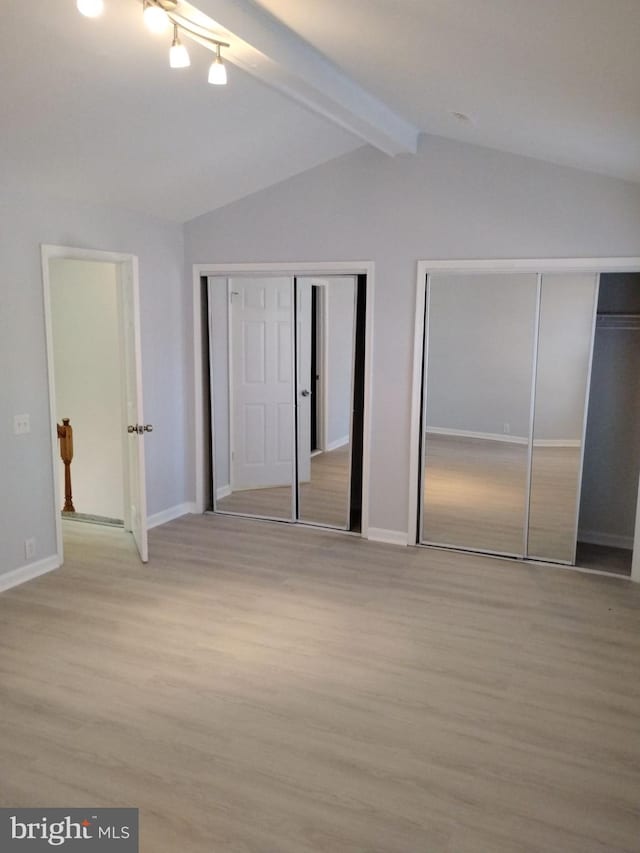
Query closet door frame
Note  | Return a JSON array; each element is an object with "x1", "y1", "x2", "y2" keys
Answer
[
  {"x1": 193, "y1": 261, "x2": 375, "y2": 538},
  {"x1": 408, "y1": 257, "x2": 640, "y2": 582}
]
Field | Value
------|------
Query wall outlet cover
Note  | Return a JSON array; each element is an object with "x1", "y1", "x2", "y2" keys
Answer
[{"x1": 14, "y1": 414, "x2": 31, "y2": 435}]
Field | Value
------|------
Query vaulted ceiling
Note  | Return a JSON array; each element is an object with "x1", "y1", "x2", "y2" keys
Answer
[
  {"x1": 257, "y1": 0, "x2": 640, "y2": 184},
  {"x1": 4, "y1": 0, "x2": 640, "y2": 222}
]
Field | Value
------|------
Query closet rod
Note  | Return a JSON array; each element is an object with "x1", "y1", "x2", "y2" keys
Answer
[{"x1": 596, "y1": 312, "x2": 640, "y2": 329}]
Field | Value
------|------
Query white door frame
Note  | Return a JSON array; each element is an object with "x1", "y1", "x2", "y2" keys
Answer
[
  {"x1": 408, "y1": 257, "x2": 640, "y2": 582},
  {"x1": 193, "y1": 261, "x2": 374, "y2": 537},
  {"x1": 41, "y1": 244, "x2": 143, "y2": 564}
]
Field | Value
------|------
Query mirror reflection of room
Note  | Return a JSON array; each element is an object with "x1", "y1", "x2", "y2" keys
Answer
[
  {"x1": 210, "y1": 275, "x2": 295, "y2": 520},
  {"x1": 419, "y1": 269, "x2": 627, "y2": 571},
  {"x1": 207, "y1": 274, "x2": 357, "y2": 530},
  {"x1": 421, "y1": 273, "x2": 538, "y2": 556},
  {"x1": 527, "y1": 273, "x2": 598, "y2": 563},
  {"x1": 296, "y1": 277, "x2": 355, "y2": 529}
]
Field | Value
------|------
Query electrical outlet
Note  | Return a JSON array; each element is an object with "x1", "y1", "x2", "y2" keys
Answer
[
  {"x1": 14, "y1": 414, "x2": 30, "y2": 435},
  {"x1": 24, "y1": 538, "x2": 36, "y2": 560},
  {"x1": 503, "y1": 423, "x2": 511, "y2": 434}
]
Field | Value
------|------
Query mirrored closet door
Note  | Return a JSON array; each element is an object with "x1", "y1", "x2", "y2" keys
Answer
[
  {"x1": 421, "y1": 273, "x2": 539, "y2": 556},
  {"x1": 527, "y1": 273, "x2": 598, "y2": 562},
  {"x1": 296, "y1": 277, "x2": 356, "y2": 529},
  {"x1": 419, "y1": 270, "x2": 599, "y2": 565},
  {"x1": 207, "y1": 274, "x2": 361, "y2": 531}
]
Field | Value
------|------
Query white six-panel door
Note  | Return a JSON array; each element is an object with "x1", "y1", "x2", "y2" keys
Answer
[{"x1": 230, "y1": 277, "x2": 295, "y2": 491}]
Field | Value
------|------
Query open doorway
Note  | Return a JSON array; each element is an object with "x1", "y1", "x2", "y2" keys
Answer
[
  {"x1": 42, "y1": 245, "x2": 149, "y2": 564},
  {"x1": 576, "y1": 273, "x2": 640, "y2": 576},
  {"x1": 49, "y1": 259, "x2": 125, "y2": 527}
]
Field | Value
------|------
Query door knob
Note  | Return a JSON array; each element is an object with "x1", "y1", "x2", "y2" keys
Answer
[{"x1": 301, "y1": 389, "x2": 310, "y2": 397}]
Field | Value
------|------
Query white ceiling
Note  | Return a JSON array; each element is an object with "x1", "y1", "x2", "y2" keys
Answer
[
  {"x1": 4, "y1": 1, "x2": 640, "y2": 223},
  {"x1": 256, "y1": 0, "x2": 640, "y2": 184},
  {"x1": 1, "y1": 0, "x2": 361, "y2": 222}
]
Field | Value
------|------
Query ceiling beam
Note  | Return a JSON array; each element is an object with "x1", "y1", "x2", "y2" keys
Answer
[{"x1": 192, "y1": 0, "x2": 420, "y2": 155}]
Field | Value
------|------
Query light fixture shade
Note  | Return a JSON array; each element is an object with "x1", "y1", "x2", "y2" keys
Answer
[
  {"x1": 143, "y1": 3, "x2": 170, "y2": 34},
  {"x1": 77, "y1": 0, "x2": 104, "y2": 17},
  {"x1": 208, "y1": 58, "x2": 227, "y2": 85},
  {"x1": 170, "y1": 42, "x2": 191, "y2": 68}
]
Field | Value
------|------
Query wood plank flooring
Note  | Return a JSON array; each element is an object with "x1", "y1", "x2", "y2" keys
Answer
[{"x1": 1, "y1": 516, "x2": 640, "y2": 853}]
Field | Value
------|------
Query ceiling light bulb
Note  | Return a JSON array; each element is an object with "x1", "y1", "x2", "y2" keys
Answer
[
  {"x1": 169, "y1": 24, "x2": 190, "y2": 68},
  {"x1": 143, "y1": 2, "x2": 170, "y2": 34},
  {"x1": 208, "y1": 46, "x2": 227, "y2": 85},
  {"x1": 77, "y1": 0, "x2": 104, "y2": 17}
]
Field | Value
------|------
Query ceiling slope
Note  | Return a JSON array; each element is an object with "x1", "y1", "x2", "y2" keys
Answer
[
  {"x1": 1, "y1": 0, "x2": 373, "y2": 221},
  {"x1": 255, "y1": 0, "x2": 640, "y2": 184},
  {"x1": 192, "y1": 0, "x2": 420, "y2": 155}
]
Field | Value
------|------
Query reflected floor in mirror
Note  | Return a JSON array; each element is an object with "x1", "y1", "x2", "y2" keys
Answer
[
  {"x1": 423, "y1": 436, "x2": 582, "y2": 560},
  {"x1": 217, "y1": 445, "x2": 350, "y2": 528},
  {"x1": 423, "y1": 435, "x2": 529, "y2": 554},
  {"x1": 527, "y1": 445, "x2": 582, "y2": 563}
]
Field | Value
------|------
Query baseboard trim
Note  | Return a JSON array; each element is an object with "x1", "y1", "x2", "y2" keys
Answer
[
  {"x1": 326, "y1": 435, "x2": 350, "y2": 452},
  {"x1": 578, "y1": 530, "x2": 634, "y2": 550},
  {"x1": 426, "y1": 427, "x2": 528, "y2": 445},
  {"x1": 216, "y1": 485, "x2": 232, "y2": 501},
  {"x1": 0, "y1": 555, "x2": 60, "y2": 594},
  {"x1": 148, "y1": 502, "x2": 198, "y2": 529},
  {"x1": 368, "y1": 528, "x2": 408, "y2": 546}
]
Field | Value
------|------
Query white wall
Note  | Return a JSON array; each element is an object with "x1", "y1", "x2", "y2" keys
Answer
[
  {"x1": 0, "y1": 188, "x2": 187, "y2": 579},
  {"x1": 185, "y1": 135, "x2": 640, "y2": 536},
  {"x1": 425, "y1": 273, "x2": 537, "y2": 439},
  {"x1": 50, "y1": 259, "x2": 124, "y2": 520},
  {"x1": 325, "y1": 277, "x2": 355, "y2": 448}
]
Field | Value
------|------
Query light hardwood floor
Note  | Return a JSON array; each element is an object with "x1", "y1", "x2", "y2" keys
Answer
[
  {"x1": 1, "y1": 516, "x2": 640, "y2": 852},
  {"x1": 217, "y1": 444, "x2": 350, "y2": 528}
]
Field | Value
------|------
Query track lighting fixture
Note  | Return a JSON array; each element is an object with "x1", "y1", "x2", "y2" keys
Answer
[
  {"x1": 169, "y1": 23, "x2": 190, "y2": 68},
  {"x1": 77, "y1": 0, "x2": 104, "y2": 17},
  {"x1": 143, "y1": 0, "x2": 170, "y2": 34},
  {"x1": 76, "y1": 1, "x2": 229, "y2": 86},
  {"x1": 208, "y1": 44, "x2": 227, "y2": 85}
]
